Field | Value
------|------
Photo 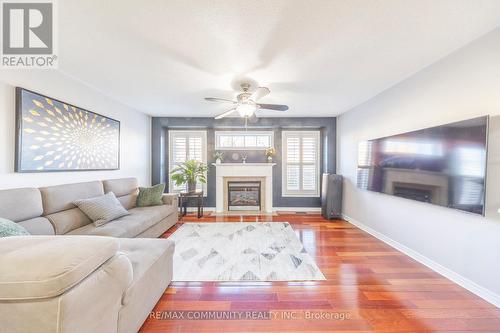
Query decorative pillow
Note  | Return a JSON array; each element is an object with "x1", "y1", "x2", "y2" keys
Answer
[
  {"x1": 0, "y1": 217, "x2": 30, "y2": 237},
  {"x1": 136, "y1": 183, "x2": 165, "y2": 207},
  {"x1": 73, "y1": 192, "x2": 129, "y2": 227}
]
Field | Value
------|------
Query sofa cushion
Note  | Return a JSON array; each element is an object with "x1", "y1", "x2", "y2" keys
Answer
[
  {"x1": 117, "y1": 193, "x2": 139, "y2": 210},
  {"x1": 66, "y1": 218, "x2": 132, "y2": 238},
  {"x1": 0, "y1": 188, "x2": 43, "y2": 222},
  {"x1": 45, "y1": 208, "x2": 92, "y2": 235},
  {"x1": 117, "y1": 238, "x2": 175, "y2": 305},
  {"x1": 0, "y1": 218, "x2": 30, "y2": 237},
  {"x1": 162, "y1": 193, "x2": 179, "y2": 206},
  {"x1": 103, "y1": 178, "x2": 139, "y2": 210},
  {"x1": 67, "y1": 205, "x2": 175, "y2": 238},
  {"x1": 18, "y1": 217, "x2": 54, "y2": 235},
  {"x1": 126, "y1": 205, "x2": 176, "y2": 230},
  {"x1": 103, "y1": 178, "x2": 138, "y2": 197},
  {"x1": 40, "y1": 181, "x2": 104, "y2": 215},
  {"x1": 117, "y1": 238, "x2": 174, "y2": 333},
  {"x1": 0, "y1": 236, "x2": 119, "y2": 300},
  {"x1": 74, "y1": 192, "x2": 129, "y2": 227},
  {"x1": 136, "y1": 184, "x2": 165, "y2": 207}
]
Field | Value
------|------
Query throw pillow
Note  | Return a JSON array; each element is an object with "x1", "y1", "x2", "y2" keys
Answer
[
  {"x1": 73, "y1": 192, "x2": 129, "y2": 227},
  {"x1": 0, "y1": 217, "x2": 30, "y2": 237},
  {"x1": 136, "y1": 183, "x2": 165, "y2": 207}
]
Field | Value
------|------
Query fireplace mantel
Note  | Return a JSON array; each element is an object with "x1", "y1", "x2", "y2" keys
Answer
[{"x1": 213, "y1": 163, "x2": 275, "y2": 213}]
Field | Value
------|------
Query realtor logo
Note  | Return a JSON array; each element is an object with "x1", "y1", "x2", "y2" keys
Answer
[{"x1": 1, "y1": 0, "x2": 57, "y2": 68}]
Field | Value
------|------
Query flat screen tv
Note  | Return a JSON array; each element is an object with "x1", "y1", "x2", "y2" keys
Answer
[{"x1": 357, "y1": 116, "x2": 489, "y2": 215}]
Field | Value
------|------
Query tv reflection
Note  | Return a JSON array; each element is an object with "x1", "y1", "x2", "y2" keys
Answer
[{"x1": 357, "y1": 117, "x2": 488, "y2": 215}]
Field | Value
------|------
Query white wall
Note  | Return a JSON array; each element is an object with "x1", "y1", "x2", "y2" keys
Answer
[
  {"x1": 338, "y1": 27, "x2": 500, "y2": 305},
  {"x1": 0, "y1": 70, "x2": 151, "y2": 189}
]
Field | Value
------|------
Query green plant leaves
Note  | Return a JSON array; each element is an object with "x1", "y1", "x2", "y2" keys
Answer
[{"x1": 170, "y1": 159, "x2": 208, "y2": 186}]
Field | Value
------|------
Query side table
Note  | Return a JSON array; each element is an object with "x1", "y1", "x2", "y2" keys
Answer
[{"x1": 178, "y1": 190, "x2": 203, "y2": 219}]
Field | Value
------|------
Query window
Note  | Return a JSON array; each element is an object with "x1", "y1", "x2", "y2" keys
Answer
[
  {"x1": 357, "y1": 141, "x2": 373, "y2": 190},
  {"x1": 282, "y1": 131, "x2": 320, "y2": 197},
  {"x1": 215, "y1": 131, "x2": 274, "y2": 150},
  {"x1": 168, "y1": 130, "x2": 207, "y2": 193}
]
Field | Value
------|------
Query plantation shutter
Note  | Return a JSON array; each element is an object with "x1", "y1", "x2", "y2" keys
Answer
[
  {"x1": 282, "y1": 131, "x2": 320, "y2": 197},
  {"x1": 285, "y1": 137, "x2": 301, "y2": 191},
  {"x1": 356, "y1": 141, "x2": 373, "y2": 190},
  {"x1": 169, "y1": 131, "x2": 207, "y2": 193}
]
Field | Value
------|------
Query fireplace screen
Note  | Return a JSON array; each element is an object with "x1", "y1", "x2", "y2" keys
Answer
[{"x1": 227, "y1": 181, "x2": 261, "y2": 211}]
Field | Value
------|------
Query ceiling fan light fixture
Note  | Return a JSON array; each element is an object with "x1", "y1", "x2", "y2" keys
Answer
[
  {"x1": 236, "y1": 103, "x2": 256, "y2": 117},
  {"x1": 206, "y1": 82, "x2": 288, "y2": 119}
]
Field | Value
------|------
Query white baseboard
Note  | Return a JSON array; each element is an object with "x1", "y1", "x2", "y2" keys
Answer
[
  {"x1": 343, "y1": 214, "x2": 500, "y2": 308},
  {"x1": 182, "y1": 207, "x2": 321, "y2": 213},
  {"x1": 183, "y1": 207, "x2": 215, "y2": 213},
  {"x1": 273, "y1": 207, "x2": 321, "y2": 212}
]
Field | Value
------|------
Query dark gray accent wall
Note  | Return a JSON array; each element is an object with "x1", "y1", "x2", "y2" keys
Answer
[{"x1": 152, "y1": 117, "x2": 336, "y2": 207}]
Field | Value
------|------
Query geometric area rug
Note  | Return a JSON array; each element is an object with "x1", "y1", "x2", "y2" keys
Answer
[{"x1": 168, "y1": 222, "x2": 325, "y2": 282}]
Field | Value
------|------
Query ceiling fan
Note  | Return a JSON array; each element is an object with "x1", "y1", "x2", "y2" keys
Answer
[{"x1": 205, "y1": 83, "x2": 289, "y2": 120}]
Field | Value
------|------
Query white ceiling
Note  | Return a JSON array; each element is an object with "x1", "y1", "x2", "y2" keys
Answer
[{"x1": 58, "y1": 0, "x2": 500, "y2": 117}]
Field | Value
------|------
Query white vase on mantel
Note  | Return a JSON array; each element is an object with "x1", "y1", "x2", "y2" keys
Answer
[
  {"x1": 267, "y1": 156, "x2": 273, "y2": 163},
  {"x1": 216, "y1": 158, "x2": 222, "y2": 164}
]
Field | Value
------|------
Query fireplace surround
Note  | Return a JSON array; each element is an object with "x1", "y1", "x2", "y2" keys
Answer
[{"x1": 213, "y1": 163, "x2": 275, "y2": 213}]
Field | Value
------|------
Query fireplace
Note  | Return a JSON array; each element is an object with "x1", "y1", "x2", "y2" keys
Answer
[
  {"x1": 214, "y1": 163, "x2": 275, "y2": 213},
  {"x1": 227, "y1": 181, "x2": 261, "y2": 211},
  {"x1": 383, "y1": 168, "x2": 448, "y2": 206},
  {"x1": 394, "y1": 184, "x2": 433, "y2": 203}
]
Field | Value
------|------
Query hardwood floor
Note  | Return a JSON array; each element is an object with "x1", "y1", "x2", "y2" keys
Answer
[{"x1": 139, "y1": 213, "x2": 500, "y2": 332}]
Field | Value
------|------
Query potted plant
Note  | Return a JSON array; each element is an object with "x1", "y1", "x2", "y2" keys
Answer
[
  {"x1": 170, "y1": 159, "x2": 208, "y2": 193},
  {"x1": 265, "y1": 147, "x2": 276, "y2": 163},
  {"x1": 214, "y1": 151, "x2": 224, "y2": 164}
]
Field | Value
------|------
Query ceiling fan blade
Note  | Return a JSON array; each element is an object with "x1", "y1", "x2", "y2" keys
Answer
[
  {"x1": 215, "y1": 108, "x2": 237, "y2": 120},
  {"x1": 257, "y1": 103, "x2": 289, "y2": 111},
  {"x1": 250, "y1": 87, "x2": 270, "y2": 101},
  {"x1": 205, "y1": 97, "x2": 237, "y2": 104}
]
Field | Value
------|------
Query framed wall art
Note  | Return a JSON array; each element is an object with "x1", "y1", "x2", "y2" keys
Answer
[{"x1": 15, "y1": 87, "x2": 120, "y2": 172}]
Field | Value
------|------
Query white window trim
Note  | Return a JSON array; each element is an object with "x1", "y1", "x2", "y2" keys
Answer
[
  {"x1": 282, "y1": 130, "x2": 321, "y2": 197},
  {"x1": 215, "y1": 130, "x2": 274, "y2": 150},
  {"x1": 168, "y1": 130, "x2": 207, "y2": 196}
]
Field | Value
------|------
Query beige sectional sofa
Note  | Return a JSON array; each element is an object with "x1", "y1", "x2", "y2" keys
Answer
[
  {"x1": 0, "y1": 235, "x2": 174, "y2": 333},
  {"x1": 0, "y1": 177, "x2": 178, "y2": 237},
  {"x1": 0, "y1": 178, "x2": 178, "y2": 333}
]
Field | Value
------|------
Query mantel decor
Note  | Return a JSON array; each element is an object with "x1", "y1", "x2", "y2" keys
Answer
[
  {"x1": 265, "y1": 147, "x2": 276, "y2": 162},
  {"x1": 15, "y1": 88, "x2": 120, "y2": 172},
  {"x1": 214, "y1": 151, "x2": 224, "y2": 164}
]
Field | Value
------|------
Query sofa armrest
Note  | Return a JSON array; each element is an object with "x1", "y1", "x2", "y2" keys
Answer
[
  {"x1": 0, "y1": 250, "x2": 133, "y2": 333},
  {"x1": 0, "y1": 236, "x2": 120, "y2": 300},
  {"x1": 162, "y1": 193, "x2": 179, "y2": 206}
]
